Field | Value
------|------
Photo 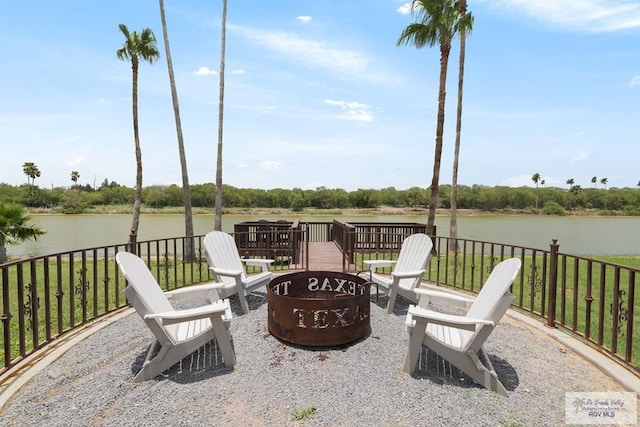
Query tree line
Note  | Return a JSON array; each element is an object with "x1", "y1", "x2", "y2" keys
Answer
[{"x1": 2, "y1": 181, "x2": 639, "y2": 216}]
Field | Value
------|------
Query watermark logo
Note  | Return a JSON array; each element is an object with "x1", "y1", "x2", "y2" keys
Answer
[{"x1": 566, "y1": 392, "x2": 637, "y2": 425}]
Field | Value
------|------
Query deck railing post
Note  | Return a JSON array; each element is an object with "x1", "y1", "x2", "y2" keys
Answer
[{"x1": 547, "y1": 239, "x2": 559, "y2": 328}]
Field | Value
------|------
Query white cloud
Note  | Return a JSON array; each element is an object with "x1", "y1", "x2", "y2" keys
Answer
[
  {"x1": 501, "y1": 174, "x2": 544, "y2": 187},
  {"x1": 228, "y1": 24, "x2": 368, "y2": 78},
  {"x1": 62, "y1": 135, "x2": 85, "y2": 144},
  {"x1": 259, "y1": 160, "x2": 284, "y2": 171},
  {"x1": 297, "y1": 16, "x2": 312, "y2": 22},
  {"x1": 484, "y1": 0, "x2": 640, "y2": 32},
  {"x1": 193, "y1": 66, "x2": 217, "y2": 76},
  {"x1": 324, "y1": 99, "x2": 374, "y2": 122},
  {"x1": 397, "y1": 3, "x2": 412, "y2": 15},
  {"x1": 571, "y1": 151, "x2": 590, "y2": 162},
  {"x1": 232, "y1": 69, "x2": 245, "y2": 75},
  {"x1": 631, "y1": 75, "x2": 640, "y2": 86},
  {"x1": 66, "y1": 155, "x2": 85, "y2": 167}
]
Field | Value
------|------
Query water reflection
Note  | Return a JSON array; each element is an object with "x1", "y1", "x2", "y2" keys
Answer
[{"x1": 9, "y1": 214, "x2": 640, "y2": 257}]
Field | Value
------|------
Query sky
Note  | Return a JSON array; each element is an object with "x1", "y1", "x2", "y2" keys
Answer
[{"x1": 1, "y1": 0, "x2": 639, "y2": 192}]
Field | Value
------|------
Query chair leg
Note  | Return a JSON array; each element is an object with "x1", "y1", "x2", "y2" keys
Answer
[
  {"x1": 134, "y1": 343, "x2": 181, "y2": 383},
  {"x1": 386, "y1": 285, "x2": 399, "y2": 314},
  {"x1": 447, "y1": 349, "x2": 508, "y2": 396},
  {"x1": 403, "y1": 318, "x2": 427, "y2": 374},
  {"x1": 237, "y1": 289, "x2": 250, "y2": 315},
  {"x1": 211, "y1": 316, "x2": 236, "y2": 368},
  {"x1": 478, "y1": 348, "x2": 508, "y2": 396}
]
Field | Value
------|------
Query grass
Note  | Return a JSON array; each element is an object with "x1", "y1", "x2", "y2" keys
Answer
[{"x1": 291, "y1": 405, "x2": 317, "y2": 421}]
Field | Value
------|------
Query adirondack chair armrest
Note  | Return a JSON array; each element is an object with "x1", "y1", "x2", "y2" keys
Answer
[
  {"x1": 413, "y1": 287, "x2": 474, "y2": 308},
  {"x1": 363, "y1": 260, "x2": 396, "y2": 271},
  {"x1": 210, "y1": 267, "x2": 243, "y2": 279},
  {"x1": 165, "y1": 281, "x2": 225, "y2": 300},
  {"x1": 391, "y1": 270, "x2": 425, "y2": 280},
  {"x1": 407, "y1": 305, "x2": 494, "y2": 332},
  {"x1": 242, "y1": 259, "x2": 275, "y2": 272},
  {"x1": 145, "y1": 300, "x2": 231, "y2": 325}
]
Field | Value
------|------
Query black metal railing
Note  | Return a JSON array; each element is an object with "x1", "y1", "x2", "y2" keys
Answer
[
  {"x1": 0, "y1": 233, "x2": 279, "y2": 376},
  {"x1": 355, "y1": 230, "x2": 638, "y2": 375},
  {"x1": 0, "y1": 223, "x2": 637, "y2": 381}
]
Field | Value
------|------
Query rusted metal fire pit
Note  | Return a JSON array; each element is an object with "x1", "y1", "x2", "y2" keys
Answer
[{"x1": 267, "y1": 271, "x2": 370, "y2": 347}]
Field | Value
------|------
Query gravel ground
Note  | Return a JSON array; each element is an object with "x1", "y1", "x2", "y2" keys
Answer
[{"x1": 0, "y1": 291, "x2": 632, "y2": 427}]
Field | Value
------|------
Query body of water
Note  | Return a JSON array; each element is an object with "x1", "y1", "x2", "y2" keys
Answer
[{"x1": 8, "y1": 213, "x2": 640, "y2": 258}]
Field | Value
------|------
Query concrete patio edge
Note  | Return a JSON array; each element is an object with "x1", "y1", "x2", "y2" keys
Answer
[
  {"x1": 419, "y1": 282, "x2": 640, "y2": 394},
  {"x1": 506, "y1": 309, "x2": 640, "y2": 394}
]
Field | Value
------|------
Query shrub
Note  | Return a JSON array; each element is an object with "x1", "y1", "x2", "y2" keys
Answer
[{"x1": 542, "y1": 200, "x2": 565, "y2": 216}]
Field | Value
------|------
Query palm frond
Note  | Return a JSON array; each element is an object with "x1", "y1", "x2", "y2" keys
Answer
[{"x1": 116, "y1": 25, "x2": 159, "y2": 64}]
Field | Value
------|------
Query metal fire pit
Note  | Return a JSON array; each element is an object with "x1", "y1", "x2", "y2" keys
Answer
[{"x1": 267, "y1": 271, "x2": 370, "y2": 347}]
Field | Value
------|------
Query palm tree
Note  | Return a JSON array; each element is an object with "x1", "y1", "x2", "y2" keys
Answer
[
  {"x1": 600, "y1": 177, "x2": 608, "y2": 190},
  {"x1": 531, "y1": 172, "x2": 541, "y2": 209},
  {"x1": 22, "y1": 162, "x2": 41, "y2": 187},
  {"x1": 569, "y1": 185, "x2": 580, "y2": 211},
  {"x1": 117, "y1": 24, "x2": 160, "y2": 253},
  {"x1": 600, "y1": 177, "x2": 608, "y2": 209},
  {"x1": 214, "y1": 0, "x2": 228, "y2": 231},
  {"x1": 397, "y1": 0, "x2": 470, "y2": 235},
  {"x1": 591, "y1": 176, "x2": 597, "y2": 188},
  {"x1": 449, "y1": 0, "x2": 473, "y2": 253},
  {"x1": 0, "y1": 204, "x2": 45, "y2": 264},
  {"x1": 71, "y1": 171, "x2": 80, "y2": 187},
  {"x1": 158, "y1": 0, "x2": 195, "y2": 259},
  {"x1": 566, "y1": 178, "x2": 575, "y2": 209}
]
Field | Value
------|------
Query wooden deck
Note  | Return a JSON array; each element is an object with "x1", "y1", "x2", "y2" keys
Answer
[{"x1": 298, "y1": 241, "x2": 355, "y2": 272}]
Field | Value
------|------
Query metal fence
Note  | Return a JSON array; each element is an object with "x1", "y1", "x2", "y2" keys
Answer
[
  {"x1": 357, "y1": 232, "x2": 638, "y2": 374},
  {"x1": 1, "y1": 224, "x2": 637, "y2": 381}
]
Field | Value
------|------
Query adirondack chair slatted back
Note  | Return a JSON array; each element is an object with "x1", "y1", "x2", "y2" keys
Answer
[
  {"x1": 395, "y1": 233, "x2": 433, "y2": 291},
  {"x1": 204, "y1": 231, "x2": 247, "y2": 287},
  {"x1": 458, "y1": 258, "x2": 521, "y2": 351},
  {"x1": 116, "y1": 252, "x2": 180, "y2": 343}
]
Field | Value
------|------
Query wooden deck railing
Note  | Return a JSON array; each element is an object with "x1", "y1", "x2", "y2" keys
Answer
[
  {"x1": 0, "y1": 222, "x2": 637, "y2": 382},
  {"x1": 233, "y1": 220, "x2": 303, "y2": 264}
]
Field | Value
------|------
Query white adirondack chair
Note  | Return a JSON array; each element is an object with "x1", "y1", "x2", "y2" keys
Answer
[
  {"x1": 364, "y1": 233, "x2": 433, "y2": 314},
  {"x1": 403, "y1": 257, "x2": 522, "y2": 396},
  {"x1": 203, "y1": 231, "x2": 274, "y2": 315},
  {"x1": 116, "y1": 252, "x2": 236, "y2": 382}
]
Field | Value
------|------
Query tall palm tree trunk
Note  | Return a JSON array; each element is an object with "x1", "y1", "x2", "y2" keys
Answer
[
  {"x1": 426, "y1": 34, "x2": 452, "y2": 236},
  {"x1": 117, "y1": 24, "x2": 159, "y2": 254},
  {"x1": 214, "y1": 0, "x2": 227, "y2": 231},
  {"x1": 450, "y1": 0, "x2": 468, "y2": 254},
  {"x1": 129, "y1": 56, "x2": 142, "y2": 254},
  {"x1": 158, "y1": 0, "x2": 195, "y2": 259}
]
